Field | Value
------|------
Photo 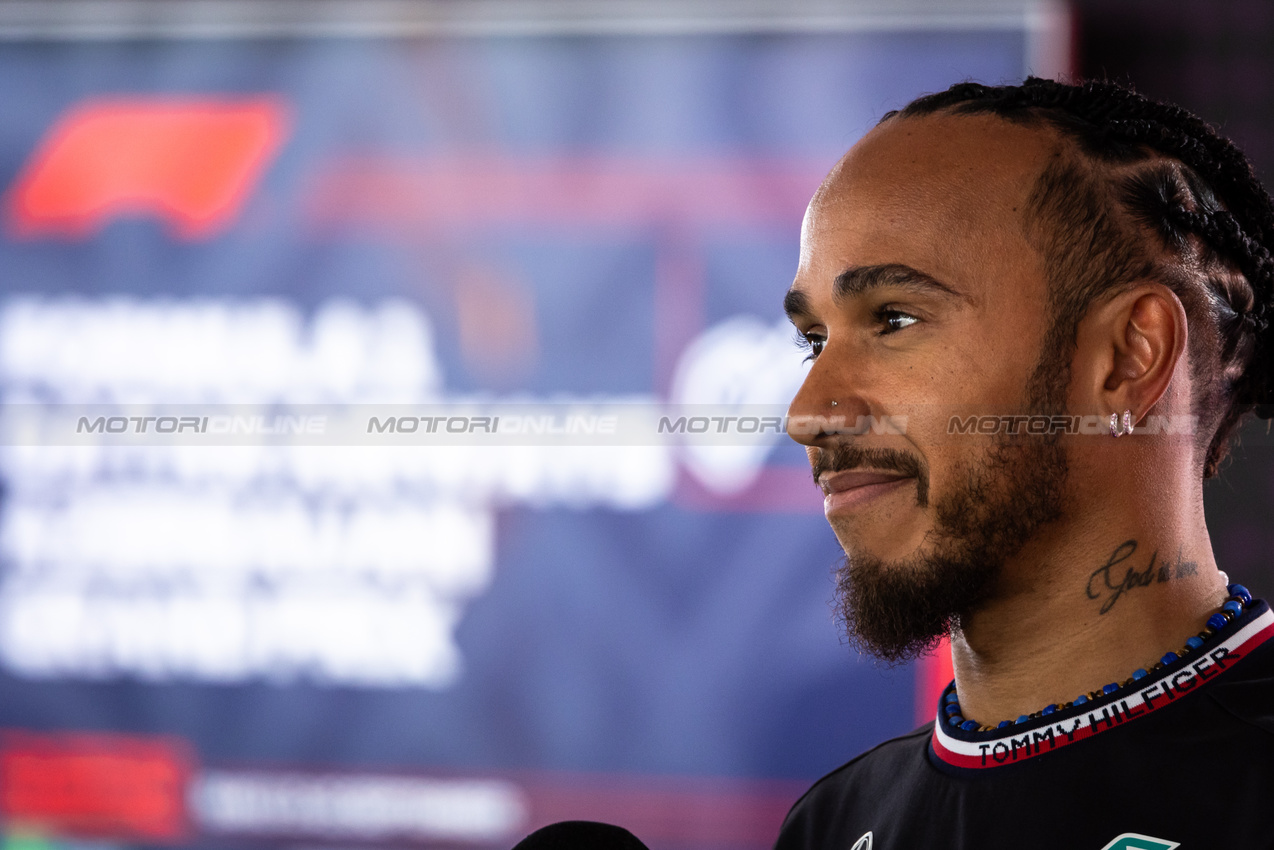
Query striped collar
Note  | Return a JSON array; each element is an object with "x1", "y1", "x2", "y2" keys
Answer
[{"x1": 930, "y1": 600, "x2": 1274, "y2": 770}]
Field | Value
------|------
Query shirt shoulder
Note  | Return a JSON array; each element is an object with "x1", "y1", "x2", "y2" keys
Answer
[
  {"x1": 1207, "y1": 627, "x2": 1274, "y2": 738},
  {"x1": 774, "y1": 723, "x2": 931, "y2": 850}
]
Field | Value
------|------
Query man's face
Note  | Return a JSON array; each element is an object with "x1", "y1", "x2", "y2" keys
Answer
[{"x1": 785, "y1": 112, "x2": 1072, "y2": 661}]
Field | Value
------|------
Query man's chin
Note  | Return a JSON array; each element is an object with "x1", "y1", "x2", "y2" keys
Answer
[
  {"x1": 834, "y1": 546, "x2": 1000, "y2": 664},
  {"x1": 831, "y1": 525, "x2": 929, "y2": 570}
]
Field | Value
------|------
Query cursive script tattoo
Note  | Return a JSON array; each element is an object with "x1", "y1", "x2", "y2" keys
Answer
[{"x1": 1086, "y1": 541, "x2": 1200, "y2": 614}]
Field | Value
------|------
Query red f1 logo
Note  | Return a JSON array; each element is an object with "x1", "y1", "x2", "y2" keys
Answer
[{"x1": 8, "y1": 97, "x2": 289, "y2": 239}]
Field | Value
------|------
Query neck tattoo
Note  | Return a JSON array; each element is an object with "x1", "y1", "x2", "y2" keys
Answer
[
  {"x1": 942, "y1": 583, "x2": 1253, "y2": 732},
  {"x1": 1086, "y1": 540, "x2": 1199, "y2": 615}
]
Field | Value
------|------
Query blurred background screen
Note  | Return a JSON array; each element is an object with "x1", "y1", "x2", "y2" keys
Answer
[{"x1": 0, "y1": 1, "x2": 1267, "y2": 849}]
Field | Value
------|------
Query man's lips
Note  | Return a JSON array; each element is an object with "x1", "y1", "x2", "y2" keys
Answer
[
  {"x1": 819, "y1": 469, "x2": 913, "y2": 494},
  {"x1": 818, "y1": 469, "x2": 915, "y2": 513}
]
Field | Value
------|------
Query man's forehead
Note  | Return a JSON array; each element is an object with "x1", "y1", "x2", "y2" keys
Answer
[
  {"x1": 794, "y1": 112, "x2": 1058, "y2": 306},
  {"x1": 815, "y1": 111, "x2": 1060, "y2": 217}
]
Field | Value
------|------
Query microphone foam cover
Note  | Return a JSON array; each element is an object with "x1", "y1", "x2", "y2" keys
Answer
[{"x1": 511, "y1": 820, "x2": 650, "y2": 850}]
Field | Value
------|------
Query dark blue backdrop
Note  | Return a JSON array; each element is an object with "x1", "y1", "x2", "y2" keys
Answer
[{"x1": 0, "y1": 26, "x2": 1047, "y2": 850}]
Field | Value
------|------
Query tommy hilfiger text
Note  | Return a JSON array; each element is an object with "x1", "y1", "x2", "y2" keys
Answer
[{"x1": 973, "y1": 646, "x2": 1235, "y2": 766}]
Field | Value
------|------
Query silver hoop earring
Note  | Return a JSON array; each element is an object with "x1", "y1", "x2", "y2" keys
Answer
[{"x1": 1109, "y1": 409, "x2": 1134, "y2": 437}]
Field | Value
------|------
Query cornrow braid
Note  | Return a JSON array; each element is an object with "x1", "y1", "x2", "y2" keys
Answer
[{"x1": 887, "y1": 77, "x2": 1274, "y2": 476}]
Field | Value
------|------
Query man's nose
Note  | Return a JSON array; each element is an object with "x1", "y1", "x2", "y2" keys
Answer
[{"x1": 786, "y1": 351, "x2": 867, "y2": 446}]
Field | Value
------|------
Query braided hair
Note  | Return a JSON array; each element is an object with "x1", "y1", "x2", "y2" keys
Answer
[{"x1": 884, "y1": 77, "x2": 1274, "y2": 477}]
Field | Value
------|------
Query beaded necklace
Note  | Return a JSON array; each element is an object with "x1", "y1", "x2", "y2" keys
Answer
[{"x1": 943, "y1": 583, "x2": 1253, "y2": 732}]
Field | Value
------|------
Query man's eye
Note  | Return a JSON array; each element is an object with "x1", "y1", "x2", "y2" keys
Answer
[
  {"x1": 876, "y1": 309, "x2": 919, "y2": 335},
  {"x1": 794, "y1": 332, "x2": 825, "y2": 362}
]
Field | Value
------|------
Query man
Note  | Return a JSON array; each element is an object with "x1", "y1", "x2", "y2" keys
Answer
[{"x1": 776, "y1": 77, "x2": 1274, "y2": 848}]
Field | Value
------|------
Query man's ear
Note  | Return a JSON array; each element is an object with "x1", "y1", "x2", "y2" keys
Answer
[{"x1": 1072, "y1": 282, "x2": 1188, "y2": 422}]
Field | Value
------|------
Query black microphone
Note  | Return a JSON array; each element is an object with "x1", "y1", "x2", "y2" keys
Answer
[{"x1": 512, "y1": 820, "x2": 650, "y2": 850}]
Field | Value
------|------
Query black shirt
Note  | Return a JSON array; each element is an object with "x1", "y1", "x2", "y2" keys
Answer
[{"x1": 775, "y1": 600, "x2": 1274, "y2": 849}]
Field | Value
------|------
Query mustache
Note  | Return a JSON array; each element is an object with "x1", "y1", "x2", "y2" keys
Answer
[{"x1": 811, "y1": 444, "x2": 929, "y2": 508}]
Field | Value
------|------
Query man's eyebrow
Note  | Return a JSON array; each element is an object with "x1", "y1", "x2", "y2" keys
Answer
[
  {"x1": 784, "y1": 263, "x2": 968, "y2": 322},
  {"x1": 783, "y1": 288, "x2": 811, "y2": 322},
  {"x1": 834, "y1": 264, "x2": 965, "y2": 302}
]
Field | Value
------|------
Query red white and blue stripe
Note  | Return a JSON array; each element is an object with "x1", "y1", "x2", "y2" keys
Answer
[{"x1": 931, "y1": 603, "x2": 1274, "y2": 769}]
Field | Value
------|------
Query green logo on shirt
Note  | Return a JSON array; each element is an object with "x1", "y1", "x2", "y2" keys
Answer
[{"x1": 1099, "y1": 834, "x2": 1179, "y2": 850}]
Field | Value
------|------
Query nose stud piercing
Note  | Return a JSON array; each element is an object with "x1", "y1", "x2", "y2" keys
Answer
[{"x1": 831, "y1": 400, "x2": 837, "y2": 407}]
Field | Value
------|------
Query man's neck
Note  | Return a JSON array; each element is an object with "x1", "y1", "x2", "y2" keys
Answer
[{"x1": 948, "y1": 501, "x2": 1229, "y2": 727}]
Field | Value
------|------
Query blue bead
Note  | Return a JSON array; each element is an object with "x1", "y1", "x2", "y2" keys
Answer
[
  {"x1": 945, "y1": 703, "x2": 962, "y2": 716},
  {"x1": 1041, "y1": 704, "x2": 1057, "y2": 716},
  {"x1": 960, "y1": 720, "x2": 979, "y2": 731},
  {"x1": 997, "y1": 720, "x2": 1012, "y2": 729},
  {"x1": 1102, "y1": 682, "x2": 1119, "y2": 695},
  {"x1": 1161, "y1": 651, "x2": 1179, "y2": 665},
  {"x1": 1132, "y1": 668, "x2": 1148, "y2": 680},
  {"x1": 948, "y1": 715, "x2": 963, "y2": 727},
  {"x1": 1207, "y1": 613, "x2": 1228, "y2": 630},
  {"x1": 1015, "y1": 715, "x2": 1030, "y2": 724},
  {"x1": 1074, "y1": 694, "x2": 1088, "y2": 706},
  {"x1": 1223, "y1": 600, "x2": 1243, "y2": 616},
  {"x1": 1230, "y1": 584, "x2": 1252, "y2": 605},
  {"x1": 945, "y1": 691, "x2": 960, "y2": 704},
  {"x1": 1186, "y1": 636, "x2": 1204, "y2": 650}
]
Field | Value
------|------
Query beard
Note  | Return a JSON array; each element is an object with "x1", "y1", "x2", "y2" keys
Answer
[{"x1": 827, "y1": 343, "x2": 1071, "y2": 664}]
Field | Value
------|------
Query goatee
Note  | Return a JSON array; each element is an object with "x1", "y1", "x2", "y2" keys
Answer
[{"x1": 830, "y1": 355, "x2": 1070, "y2": 663}]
